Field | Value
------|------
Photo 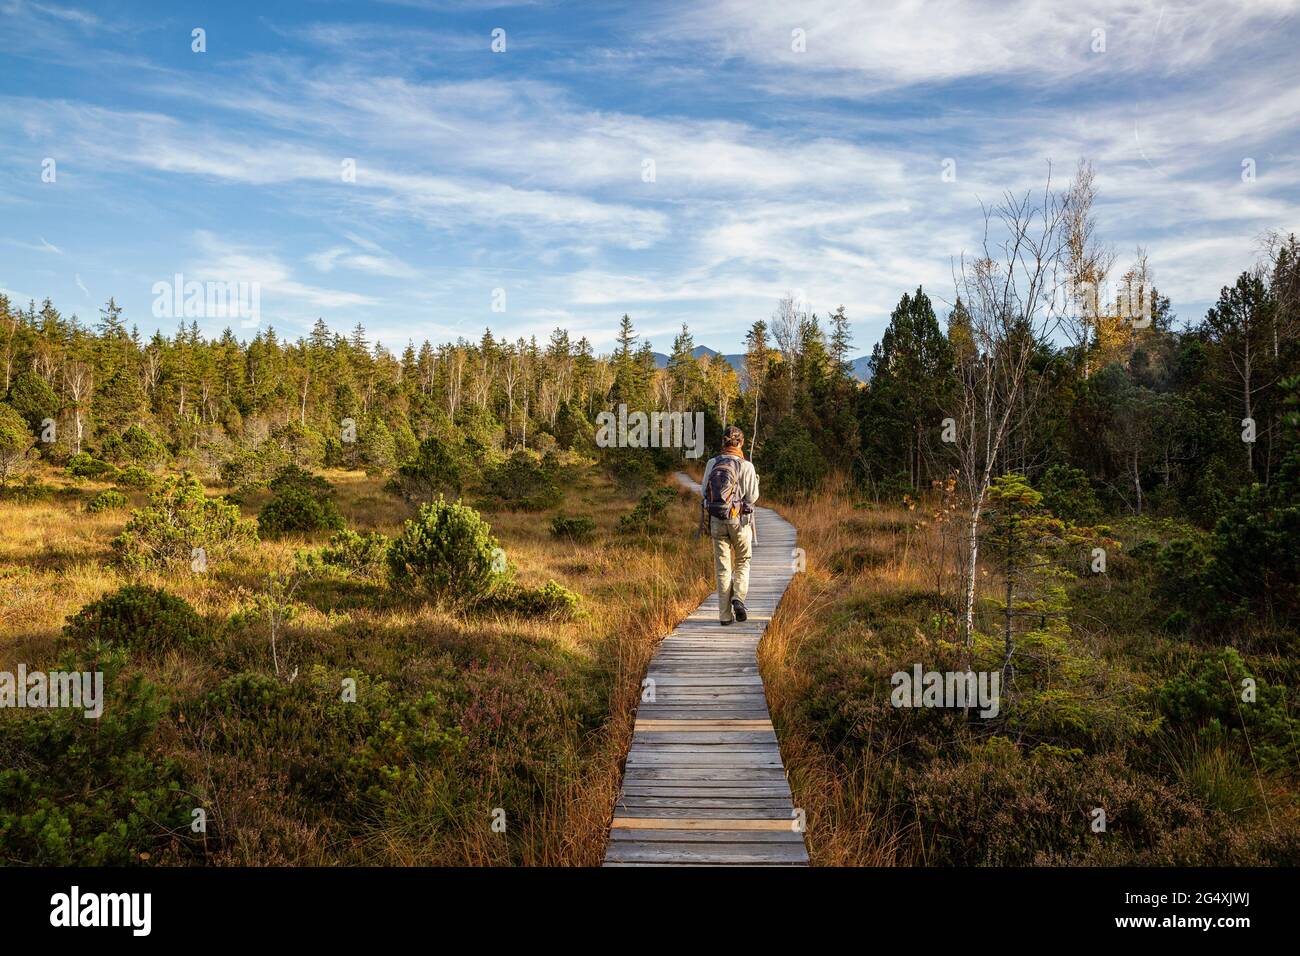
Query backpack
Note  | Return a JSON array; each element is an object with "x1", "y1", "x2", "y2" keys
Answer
[{"x1": 703, "y1": 456, "x2": 744, "y2": 520}]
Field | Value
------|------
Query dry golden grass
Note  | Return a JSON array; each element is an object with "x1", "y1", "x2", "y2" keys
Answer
[
  {"x1": 0, "y1": 462, "x2": 712, "y2": 866},
  {"x1": 759, "y1": 489, "x2": 905, "y2": 865},
  {"x1": 756, "y1": 480, "x2": 1004, "y2": 866},
  {"x1": 756, "y1": 480, "x2": 1300, "y2": 867}
]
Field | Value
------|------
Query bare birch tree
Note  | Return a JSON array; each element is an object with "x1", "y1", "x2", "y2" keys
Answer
[
  {"x1": 949, "y1": 174, "x2": 1070, "y2": 649},
  {"x1": 1062, "y1": 160, "x2": 1114, "y2": 380}
]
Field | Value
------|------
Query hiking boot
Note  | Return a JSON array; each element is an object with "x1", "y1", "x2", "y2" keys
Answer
[{"x1": 731, "y1": 599, "x2": 748, "y2": 622}]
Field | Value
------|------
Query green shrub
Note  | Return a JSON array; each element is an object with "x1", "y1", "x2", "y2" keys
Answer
[
  {"x1": 1158, "y1": 647, "x2": 1298, "y2": 772},
  {"x1": 317, "y1": 529, "x2": 391, "y2": 577},
  {"x1": 268, "y1": 463, "x2": 334, "y2": 499},
  {"x1": 65, "y1": 452, "x2": 116, "y2": 479},
  {"x1": 270, "y1": 420, "x2": 326, "y2": 468},
  {"x1": 5, "y1": 370, "x2": 59, "y2": 436},
  {"x1": 258, "y1": 485, "x2": 344, "y2": 538},
  {"x1": 218, "y1": 439, "x2": 291, "y2": 489},
  {"x1": 0, "y1": 671, "x2": 193, "y2": 865},
  {"x1": 1037, "y1": 464, "x2": 1103, "y2": 525},
  {"x1": 764, "y1": 418, "x2": 826, "y2": 495},
  {"x1": 553, "y1": 400, "x2": 595, "y2": 453},
  {"x1": 387, "y1": 496, "x2": 505, "y2": 602},
  {"x1": 86, "y1": 489, "x2": 129, "y2": 513},
  {"x1": 200, "y1": 666, "x2": 463, "y2": 817},
  {"x1": 329, "y1": 416, "x2": 397, "y2": 474},
  {"x1": 483, "y1": 450, "x2": 562, "y2": 511},
  {"x1": 392, "y1": 434, "x2": 466, "y2": 501},
  {"x1": 602, "y1": 447, "x2": 665, "y2": 495},
  {"x1": 100, "y1": 423, "x2": 166, "y2": 468},
  {"x1": 1155, "y1": 537, "x2": 1215, "y2": 629},
  {"x1": 550, "y1": 514, "x2": 596, "y2": 542},
  {"x1": 485, "y1": 580, "x2": 582, "y2": 620},
  {"x1": 113, "y1": 472, "x2": 258, "y2": 570},
  {"x1": 64, "y1": 584, "x2": 207, "y2": 653},
  {"x1": 618, "y1": 487, "x2": 677, "y2": 535},
  {"x1": 0, "y1": 401, "x2": 37, "y2": 487},
  {"x1": 1205, "y1": 481, "x2": 1300, "y2": 626},
  {"x1": 0, "y1": 479, "x2": 66, "y2": 503},
  {"x1": 113, "y1": 465, "x2": 156, "y2": 490},
  {"x1": 360, "y1": 418, "x2": 398, "y2": 474},
  {"x1": 455, "y1": 405, "x2": 503, "y2": 464}
]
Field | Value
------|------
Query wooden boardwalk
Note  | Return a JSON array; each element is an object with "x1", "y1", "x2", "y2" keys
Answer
[{"x1": 603, "y1": 472, "x2": 808, "y2": 866}]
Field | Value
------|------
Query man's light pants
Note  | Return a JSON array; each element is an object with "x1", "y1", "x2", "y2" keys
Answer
[{"x1": 710, "y1": 516, "x2": 753, "y2": 622}]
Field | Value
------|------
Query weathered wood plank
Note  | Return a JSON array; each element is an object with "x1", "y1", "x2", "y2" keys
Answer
[
  {"x1": 617, "y1": 797, "x2": 796, "y2": 809},
  {"x1": 610, "y1": 817, "x2": 798, "y2": 830},
  {"x1": 632, "y1": 731, "x2": 778, "y2": 744},
  {"x1": 622, "y1": 768, "x2": 791, "y2": 782},
  {"x1": 619, "y1": 787, "x2": 794, "y2": 799},
  {"x1": 608, "y1": 828, "x2": 803, "y2": 843},
  {"x1": 604, "y1": 842, "x2": 809, "y2": 865},
  {"x1": 634, "y1": 719, "x2": 772, "y2": 730}
]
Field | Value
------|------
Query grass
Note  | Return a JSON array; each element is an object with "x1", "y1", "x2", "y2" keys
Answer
[
  {"x1": 755, "y1": 482, "x2": 1299, "y2": 866},
  {"x1": 6, "y1": 460, "x2": 1294, "y2": 866},
  {"x1": 0, "y1": 458, "x2": 711, "y2": 865}
]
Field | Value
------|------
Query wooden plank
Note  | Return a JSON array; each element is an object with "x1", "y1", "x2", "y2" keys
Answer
[
  {"x1": 611, "y1": 817, "x2": 798, "y2": 831},
  {"x1": 634, "y1": 719, "x2": 772, "y2": 730},
  {"x1": 608, "y1": 828, "x2": 804, "y2": 843},
  {"x1": 633, "y1": 713, "x2": 774, "y2": 721},
  {"x1": 617, "y1": 797, "x2": 795, "y2": 809},
  {"x1": 632, "y1": 732, "x2": 777, "y2": 745},
  {"x1": 619, "y1": 788, "x2": 793, "y2": 799},
  {"x1": 622, "y1": 768, "x2": 790, "y2": 781},
  {"x1": 629, "y1": 744, "x2": 781, "y2": 755},
  {"x1": 642, "y1": 676, "x2": 763, "y2": 685},
  {"x1": 625, "y1": 759, "x2": 785, "y2": 771},
  {"x1": 615, "y1": 808, "x2": 797, "y2": 820},
  {"x1": 604, "y1": 843, "x2": 809, "y2": 865}
]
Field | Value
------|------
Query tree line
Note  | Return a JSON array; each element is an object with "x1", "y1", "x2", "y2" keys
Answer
[{"x1": 2, "y1": 164, "x2": 1297, "y2": 631}]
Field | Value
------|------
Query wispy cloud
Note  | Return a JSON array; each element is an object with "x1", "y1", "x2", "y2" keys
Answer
[
  {"x1": 0, "y1": 1, "x2": 1296, "y2": 351},
  {"x1": 188, "y1": 231, "x2": 379, "y2": 315}
]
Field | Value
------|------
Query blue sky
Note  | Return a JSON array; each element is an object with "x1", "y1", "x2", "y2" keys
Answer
[{"x1": 2, "y1": 0, "x2": 1298, "y2": 356}]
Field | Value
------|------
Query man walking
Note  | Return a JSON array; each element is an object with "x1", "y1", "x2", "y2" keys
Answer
[{"x1": 701, "y1": 425, "x2": 760, "y2": 625}]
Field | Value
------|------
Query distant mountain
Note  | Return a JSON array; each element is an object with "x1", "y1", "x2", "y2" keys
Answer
[
  {"x1": 650, "y1": 346, "x2": 872, "y2": 384},
  {"x1": 650, "y1": 346, "x2": 720, "y2": 366},
  {"x1": 849, "y1": 355, "x2": 873, "y2": 383}
]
